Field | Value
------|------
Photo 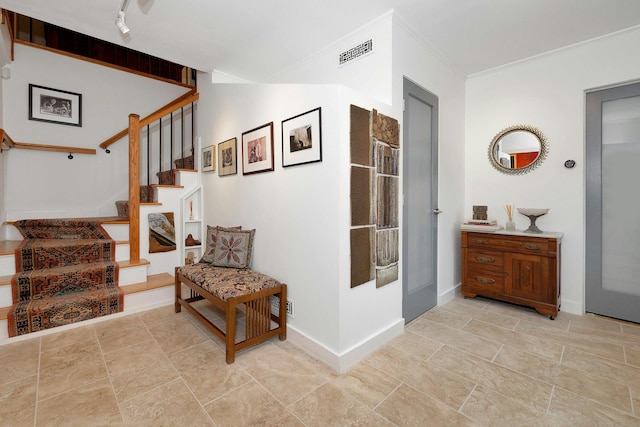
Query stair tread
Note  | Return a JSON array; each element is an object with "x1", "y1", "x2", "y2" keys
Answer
[
  {"x1": 0, "y1": 240, "x2": 22, "y2": 255},
  {"x1": 117, "y1": 259, "x2": 151, "y2": 268},
  {"x1": 0, "y1": 272, "x2": 174, "y2": 320}
]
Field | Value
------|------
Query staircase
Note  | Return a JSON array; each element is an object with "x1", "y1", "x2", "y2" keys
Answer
[{"x1": 0, "y1": 166, "x2": 201, "y2": 341}]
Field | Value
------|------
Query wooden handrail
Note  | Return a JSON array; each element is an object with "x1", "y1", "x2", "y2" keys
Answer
[
  {"x1": 0, "y1": 128, "x2": 96, "y2": 154},
  {"x1": 139, "y1": 92, "x2": 199, "y2": 127},
  {"x1": 99, "y1": 88, "x2": 198, "y2": 149}
]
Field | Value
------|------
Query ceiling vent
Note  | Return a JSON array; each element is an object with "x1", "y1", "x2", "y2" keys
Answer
[{"x1": 338, "y1": 39, "x2": 374, "y2": 67}]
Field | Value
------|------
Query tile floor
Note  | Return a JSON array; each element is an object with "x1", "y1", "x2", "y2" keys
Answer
[{"x1": 1, "y1": 295, "x2": 640, "y2": 426}]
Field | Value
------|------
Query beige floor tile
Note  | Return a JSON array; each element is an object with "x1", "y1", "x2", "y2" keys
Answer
[
  {"x1": 515, "y1": 319, "x2": 626, "y2": 362},
  {"x1": 103, "y1": 338, "x2": 179, "y2": 402},
  {"x1": 136, "y1": 304, "x2": 175, "y2": 323},
  {"x1": 38, "y1": 340, "x2": 107, "y2": 401},
  {"x1": 0, "y1": 339, "x2": 40, "y2": 386},
  {"x1": 627, "y1": 344, "x2": 640, "y2": 368},
  {"x1": 375, "y1": 383, "x2": 476, "y2": 426},
  {"x1": 119, "y1": 378, "x2": 213, "y2": 426},
  {"x1": 483, "y1": 299, "x2": 574, "y2": 330},
  {"x1": 237, "y1": 343, "x2": 327, "y2": 405},
  {"x1": 0, "y1": 375, "x2": 37, "y2": 427},
  {"x1": 569, "y1": 319, "x2": 640, "y2": 347},
  {"x1": 452, "y1": 295, "x2": 491, "y2": 310},
  {"x1": 495, "y1": 345, "x2": 632, "y2": 414},
  {"x1": 94, "y1": 313, "x2": 152, "y2": 354},
  {"x1": 363, "y1": 345, "x2": 474, "y2": 409},
  {"x1": 548, "y1": 387, "x2": 640, "y2": 427},
  {"x1": 389, "y1": 330, "x2": 442, "y2": 360},
  {"x1": 440, "y1": 299, "x2": 520, "y2": 330},
  {"x1": 36, "y1": 378, "x2": 123, "y2": 427},
  {"x1": 462, "y1": 318, "x2": 564, "y2": 361},
  {"x1": 40, "y1": 324, "x2": 98, "y2": 352},
  {"x1": 407, "y1": 318, "x2": 501, "y2": 360},
  {"x1": 169, "y1": 340, "x2": 251, "y2": 404},
  {"x1": 289, "y1": 382, "x2": 393, "y2": 427},
  {"x1": 632, "y1": 384, "x2": 640, "y2": 418},
  {"x1": 205, "y1": 380, "x2": 303, "y2": 427},
  {"x1": 143, "y1": 312, "x2": 208, "y2": 355},
  {"x1": 561, "y1": 346, "x2": 640, "y2": 388},
  {"x1": 329, "y1": 363, "x2": 401, "y2": 408},
  {"x1": 420, "y1": 307, "x2": 471, "y2": 329},
  {"x1": 430, "y1": 345, "x2": 553, "y2": 412},
  {"x1": 459, "y1": 386, "x2": 551, "y2": 427},
  {"x1": 623, "y1": 323, "x2": 640, "y2": 338}
]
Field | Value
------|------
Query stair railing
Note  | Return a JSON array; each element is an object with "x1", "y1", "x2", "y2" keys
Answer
[{"x1": 126, "y1": 91, "x2": 199, "y2": 261}]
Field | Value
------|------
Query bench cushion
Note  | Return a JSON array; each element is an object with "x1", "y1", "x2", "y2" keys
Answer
[{"x1": 177, "y1": 263, "x2": 281, "y2": 301}]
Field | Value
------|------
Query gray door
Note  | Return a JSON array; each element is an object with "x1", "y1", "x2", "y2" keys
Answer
[
  {"x1": 585, "y1": 82, "x2": 640, "y2": 323},
  {"x1": 402, "y1": 78, "x2": 439, "y2": 323}
]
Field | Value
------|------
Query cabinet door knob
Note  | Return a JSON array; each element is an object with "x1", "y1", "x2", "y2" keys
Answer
[
  {"x1": 475, "y1": 276, "x2": 495, "y2": 284},
  {"x1": 475, "y1": 256, "x2": 495, "y2": 263},
  {"x1": 524, "y1": 243, "x2": 540, "y2": 250},
  {"x1": 471, "y1": 238, "x2": 486, "y2": 244}
]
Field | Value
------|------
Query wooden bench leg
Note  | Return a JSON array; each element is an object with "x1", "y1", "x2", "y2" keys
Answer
[
  {"x1": 279, "y1": 285, "x2": 287, "y2": 341},
  {"x1": 225, "y1": 300, "x2": 237, "y2": 364},
  {"x1": 174, "y1": 268, "x2": 182, "y2": 313}
]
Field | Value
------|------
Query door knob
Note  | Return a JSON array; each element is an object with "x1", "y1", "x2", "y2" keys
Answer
[{"x1": 433, "y1": 209, "x2": 443, "y2": 215}]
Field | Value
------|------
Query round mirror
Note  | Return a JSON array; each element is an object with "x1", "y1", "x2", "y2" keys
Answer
[{"x1": 488, "y1": 125, "x2": 548, "y2": 175}]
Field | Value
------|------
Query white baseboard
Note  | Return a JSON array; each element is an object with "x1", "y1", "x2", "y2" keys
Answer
[
  {"x1": 438, "y1": 283, "x2": 461, "y2": 306},
  {"x1": 287, "y1": 318, "x2": 405, "y2": 373},
  {"x1": 559, "y1": 297, "x2": 583, "y2": 315}
]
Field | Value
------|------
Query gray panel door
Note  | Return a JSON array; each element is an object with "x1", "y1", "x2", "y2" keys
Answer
[
  {"x1": 586, "y1": 82, "x2": 640, "y2": 323},
  {"x1": 402, "y1": 78, "x2": 439, "y2": 323}
]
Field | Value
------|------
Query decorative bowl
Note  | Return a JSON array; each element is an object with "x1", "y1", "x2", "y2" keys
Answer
[
  {"x1": 517, "y1": 208, "x2": 549, "y2": 217},
  {"x1": 517, "y1": 208, "x2": 549, "y2": 233}
]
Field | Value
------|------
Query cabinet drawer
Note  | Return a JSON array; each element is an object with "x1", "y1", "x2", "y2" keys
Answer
[
  {"x1": 467, "y1": 234, "x2": 549, "y2": 255},
  {"x1": 465, "y1": 265, "x2": 504, "y2": 293},
  {"x1": 467, "y1": 249, "x2": 504, "y2": 267}
]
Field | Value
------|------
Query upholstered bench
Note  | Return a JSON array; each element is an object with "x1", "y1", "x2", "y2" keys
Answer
[{"x1": 175, "y1": 263, "x2": 287, "y2": 363}]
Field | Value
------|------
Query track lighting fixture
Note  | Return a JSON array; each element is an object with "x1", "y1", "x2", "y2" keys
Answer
[
  {"x1": 115, "y1": 0, "x2": 131, "y2": 35},
  {"x1": 105, "y1": 148, "x2": 111, "y2": 154},
  {"x1": 68, "y1": 153, "x2": 74, "y2": 159}
]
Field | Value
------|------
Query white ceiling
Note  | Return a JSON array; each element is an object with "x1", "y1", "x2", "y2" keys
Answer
[{"x1": 2, "y1": 0, "x2": 640, "y2": 80}]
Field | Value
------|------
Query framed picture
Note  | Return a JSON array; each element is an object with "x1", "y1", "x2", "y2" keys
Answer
[
  {"x1": 242, "y1": 122, "x2": 274, "y2": 175},
  {"x1": 218, "y1": 137, "x2": 238, "y2": 176},
  {"x1": 201, "y1": 145, "x2": 215, "y2": 172},
  {"x1": 282, "y1": 107, "x2": 322, "y2": 167},
  {"x1": 29, "y1": 84, "x2": 82, "y2": 127}
]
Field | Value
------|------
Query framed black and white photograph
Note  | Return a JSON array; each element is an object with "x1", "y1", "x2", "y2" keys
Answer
[
  {"x1": 282, "y1": 107, "x2": 322, "y2": 167},
  {"x1": 242, "y1": 122, "x2": 274, "y2": 175},
  {"x1": 29, "y1": 84, "x2": 82, "y2": 127},
  {"x1": 218, "y1": 137, "x2": 238, "y2": 176},
  {"x1": 201, "y1": 145, "x2": 215, "y2": 172}
]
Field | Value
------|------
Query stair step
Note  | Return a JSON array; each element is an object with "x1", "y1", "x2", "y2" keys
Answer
[{"x1": 0, "y1": 272, "x2": 174, "y2": 321}]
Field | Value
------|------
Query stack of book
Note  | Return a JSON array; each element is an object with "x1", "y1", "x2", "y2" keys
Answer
[{"x1": 460, "y1": 219, "x2": 504, "y2": 231}]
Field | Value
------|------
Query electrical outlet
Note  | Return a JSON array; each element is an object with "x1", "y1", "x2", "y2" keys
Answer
[
  {"x1": 286, "y1": 298, "x2": 294, "y2": 317},
  {"x1": 271, "y1": 296, "x2": 294, "y2": 318}
]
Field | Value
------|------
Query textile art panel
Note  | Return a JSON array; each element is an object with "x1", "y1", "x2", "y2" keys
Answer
[
  {"x1": 148, "y1": 212, "x2": 176, "y2": 253},
  {"x1": 350, "y1": 104, "x2": 400, "y2": 288}
]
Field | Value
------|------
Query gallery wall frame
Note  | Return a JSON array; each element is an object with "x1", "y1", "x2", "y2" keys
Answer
[
  {"x1": 29, "y1": 84, "x2": 82, "y2": 127},
  {"x1": 202, "y1": 145, "x2": 215, "y2": 172},
  {"x1": 218, "y1": 137, "x2": 238, "y2": 176},
  {"x1": 282, "y1": 107, "x2": 322, "y2": 167},
  {"x1": 242, "y1": 122, "x2": 274, "y2": 175}
]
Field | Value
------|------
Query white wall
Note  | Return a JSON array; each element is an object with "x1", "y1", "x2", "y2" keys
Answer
[
  {"x1": 196, "y1": 81, "x2": 403, "y2": 371},
  {"x1": 1, "y1": 44, "x2": 189, "y2": 223},
  {"x1": 465, "y1": 28, "x2": 640, "y2": 314}
]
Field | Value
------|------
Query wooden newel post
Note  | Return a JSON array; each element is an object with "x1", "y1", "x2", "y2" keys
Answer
[{"x1": 129, "y1": 113, "x2": 141, "y2": 262}]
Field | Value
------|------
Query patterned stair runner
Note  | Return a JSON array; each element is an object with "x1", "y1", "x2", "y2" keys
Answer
[{"x1": 7, "y1": 219, "x2": 123, "y2": 337}]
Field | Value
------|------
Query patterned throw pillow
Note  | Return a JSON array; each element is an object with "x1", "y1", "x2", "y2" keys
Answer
[
  {"x1": 200, "y1": 225, "x2": 241, "y2": 263},
  {"x1": 211, "y1": 229, "x2": 255, "y2": 269}
]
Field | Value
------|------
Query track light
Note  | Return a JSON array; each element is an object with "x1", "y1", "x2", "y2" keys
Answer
[
  {"x1": 68, "y1": 153, "x2": 74, "y2": 159},
  {"x1": 105, "y1": 148, "x2": 111, "y2": 154},
  {"x1": 116, "y1": 11, "x2": 129, "y2": 35},
  {"x1": 115, "y1": 0, "x2": 130, "y2": 35}
]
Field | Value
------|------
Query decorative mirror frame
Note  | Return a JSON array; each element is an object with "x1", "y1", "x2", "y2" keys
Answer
[{"x1": 488, "y1": 124, "x2": 549, "y2": 175}]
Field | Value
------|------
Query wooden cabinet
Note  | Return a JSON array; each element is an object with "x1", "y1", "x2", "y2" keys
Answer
[{"x1": 461, "y1": 230, "x2": 562, "y2": 319}]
